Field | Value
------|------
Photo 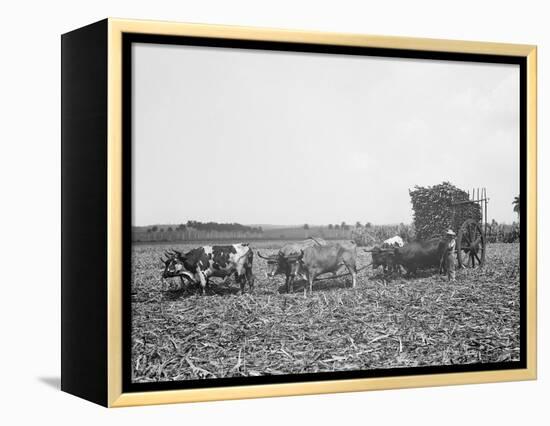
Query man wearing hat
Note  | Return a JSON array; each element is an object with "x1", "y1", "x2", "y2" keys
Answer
[{"x1": 441, "y1": 229, "x2": 457, "y2": 281}]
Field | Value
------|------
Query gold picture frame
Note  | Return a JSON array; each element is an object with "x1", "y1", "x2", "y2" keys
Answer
[{"x1": 61, "y1": 18, "x2": 537, "y2": 407}]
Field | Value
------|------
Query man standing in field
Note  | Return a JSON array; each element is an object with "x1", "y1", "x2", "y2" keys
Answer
[{"x1": 441, "y1": 229, "x2": 457, "y2": 282}]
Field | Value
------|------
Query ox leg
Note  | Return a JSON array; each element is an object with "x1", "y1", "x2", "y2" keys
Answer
[
  {"x1": 303, "y1": 271, "x2": 314, "y2": 296},
  {"x1": 291, "y1": 274, "x2": 298, "y2": 293},
  {"x1": 344, "y1": 263, "x2": 357, "y2": 288},
  {"x1": 285, "y1": 274, "x2": 295, "y2": 294},
  {"x1": 439, "y1": 255, "x2": 446, "y2": 275},
  {"x1": 197, "y1": 272, "x2": 207, "y2": 296},
  {"x1": 238, "y1": 274, "x2": 246, "y2": 294},
  {"x1": 285, "y1": 275, "x2": 290, "y2": 293},
  {"x1": 246, "y1": 266, "x2": 254, "y2": 292},
  {"x1": 232, "y1": 264, "x2": 244, "y2": 294}
]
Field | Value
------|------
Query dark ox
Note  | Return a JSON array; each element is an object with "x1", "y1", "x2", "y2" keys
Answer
[
  {"x1": 393, "y1": 238, "x2": 448, "y2": 276},
  {"x1": 261, "y1": 240, "x2": 357, "y2": 294},
  {"x1": 365, "y1": 236, "x2": 405, "y2": 274},
  {"x1": 370, "y1": 247, "x2": 398, "y2": 273},
  {"x1": 162, "y1": 243, "x2": 254, "y2": 295}
]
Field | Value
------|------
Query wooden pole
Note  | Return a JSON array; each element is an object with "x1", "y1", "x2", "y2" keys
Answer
[{"x1": 484, "y1": 188, "x2": 488, "y2": 237}]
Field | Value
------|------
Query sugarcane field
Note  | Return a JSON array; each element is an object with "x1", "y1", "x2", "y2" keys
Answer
[{"x1": 131, "y1": 239, "x2": 519, "y2": 382}]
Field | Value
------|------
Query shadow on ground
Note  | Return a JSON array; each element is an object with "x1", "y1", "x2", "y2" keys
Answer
[
  {"x1": 277, "y1": 278, "x2": 353, "y2": 294},
  {"x1": 161, "y1": 282, "x2": 242, "y2": 299}
]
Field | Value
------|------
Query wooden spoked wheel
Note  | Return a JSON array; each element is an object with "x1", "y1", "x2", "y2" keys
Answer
[{"x1": 457, "y1": 219, "x2": 486, "y2": 268}]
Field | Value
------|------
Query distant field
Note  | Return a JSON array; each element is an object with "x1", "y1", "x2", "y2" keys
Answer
[
  {"x1": 131, "y1": 241, "x2": 520, "y2": 383},
  {"x1": 132, "y1": 227, "x2": 353, "y2": 243}
]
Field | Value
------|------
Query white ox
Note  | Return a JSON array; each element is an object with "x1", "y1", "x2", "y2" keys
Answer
[{"x1": 382, "y1": 235, "x2": 404, "y2": 248}]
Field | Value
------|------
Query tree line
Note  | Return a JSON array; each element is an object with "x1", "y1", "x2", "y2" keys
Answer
[
  {"x1": 303, "y1": 221, "x2": 373, "y2": 231},
  {"x1": 145, "y1": 220, "x2": 263, "y2": 234}
]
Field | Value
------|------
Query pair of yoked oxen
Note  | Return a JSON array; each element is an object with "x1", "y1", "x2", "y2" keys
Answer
[{"x1": 161, "y1": 238, "x2": 356, "y2": 296}]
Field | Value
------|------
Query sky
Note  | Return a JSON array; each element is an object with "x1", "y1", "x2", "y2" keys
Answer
[{"x1": 132, "y1": 43, "x2": 520, "y2": 227}]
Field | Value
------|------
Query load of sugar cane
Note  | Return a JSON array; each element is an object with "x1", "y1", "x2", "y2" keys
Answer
[{"x1": 409, "y1": 182, "x2": 481, "y2": 241}]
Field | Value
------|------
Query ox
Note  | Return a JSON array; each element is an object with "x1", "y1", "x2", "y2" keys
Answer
[
  {"x1": 260, "y1": 241, "x2": 357, "y2": 295},
  {"x1": 257, "y1": 238, "x2": 326, "y2": 288},
  {"x1": 296, "y1": 241, "x2": 358, "y2": 295},
  {"x1": 162, "y1": 243, "x2": 254, "y2": 295},
  {"x1": 369, "y1": 246, "x2": 398, "y2": 273},
  {"x1": 364, "y1": 236, "x2": 405, "y2": 274},
  {"x1": 393, "y1": 238, "x2": 447, "y2": 276}
]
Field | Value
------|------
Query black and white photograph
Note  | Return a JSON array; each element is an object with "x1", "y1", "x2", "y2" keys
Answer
[{"x1": 129, "y1": 40, "x2": 523, "y2": 385}]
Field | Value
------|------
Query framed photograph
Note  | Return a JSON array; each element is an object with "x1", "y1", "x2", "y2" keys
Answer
[{"x1": 61, "y1": 18, "x2": 537, "y2": 407}]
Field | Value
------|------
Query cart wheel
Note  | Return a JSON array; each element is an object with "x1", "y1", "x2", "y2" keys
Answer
[{"x1": 457, "y1": 219, "x2": 486, "y2": 268}]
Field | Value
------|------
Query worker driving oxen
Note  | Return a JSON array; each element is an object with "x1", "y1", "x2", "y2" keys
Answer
[{"x1": 440, "y1": 230, "x2": 457, "y2": 281}]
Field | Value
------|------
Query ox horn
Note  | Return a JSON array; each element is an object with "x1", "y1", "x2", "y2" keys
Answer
[{"x1": 257, "y1": 251, "x2": 277, "y2": 260}]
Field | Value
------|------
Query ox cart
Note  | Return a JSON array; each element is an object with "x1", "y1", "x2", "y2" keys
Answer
[{"x1": 452, "y1": 187, "x2": 488, "y2": 268}]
